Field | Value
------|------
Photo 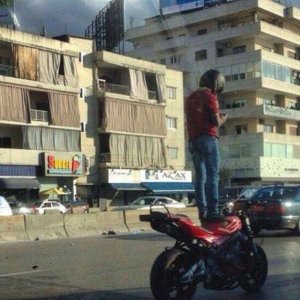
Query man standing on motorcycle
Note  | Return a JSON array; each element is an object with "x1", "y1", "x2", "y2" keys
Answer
[{"x1": 185, "y1": 69, "x2": 228, "y2": 222}]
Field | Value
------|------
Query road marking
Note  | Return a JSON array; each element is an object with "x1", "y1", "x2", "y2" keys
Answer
[{"x1": 0, "y1": 270, "x2": 43, "y2": 277}]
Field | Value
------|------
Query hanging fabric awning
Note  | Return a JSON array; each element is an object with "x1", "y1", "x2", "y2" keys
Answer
[
  {"x1": 110, "y1": 183, "x2": 147, "y2": 191},
  {"x1": 142, "y1": 182, "x2": 194, "y2": 193}
]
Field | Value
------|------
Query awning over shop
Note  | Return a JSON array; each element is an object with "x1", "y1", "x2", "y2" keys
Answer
[
  {"x1": 142, "y1": 182, "x2": 195, "y2": 193},
  {"x1": 110, "y1": 183, "x2": 147, "y2": 191},
  {"x1": 0, "y1": 178, "x2": 40, "y2": 189}
]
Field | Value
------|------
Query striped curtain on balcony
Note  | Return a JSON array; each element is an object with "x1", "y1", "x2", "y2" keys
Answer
[
  {"x1": 48, "y1": 92, "x2": 80, "y2": 128},
  {"x1": 109, "y1": 134, "x2": 167, "y2": 168},
  {"x1": 156, "y1": 74, "x2": 166, "y2": 103},
  {"x1": 0, "y1": 83, "x2": 30, "y2": 123},
  {"x1": 103, "y1": 98, "x2": 167, "y2": 136},
  {"x1": 13, "y1": 45, "x2": 38, "y2": 81},
  {"x1": 129, "y1": 68, "x2": 148, "y2": 100},
  {"x1": 63, "y1": 55, "x2": 79, "y2": 88},
  {"x1": 38, "y1": 50, "x2": 61, "y2": 85},
  {"x1": 23, "y1": 126, "x2": 80, "y2": 152}
]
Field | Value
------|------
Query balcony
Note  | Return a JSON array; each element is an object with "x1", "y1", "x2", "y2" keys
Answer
[
  {"x1": 222, "y1": 104, "x2": 300, "y2": 122},
  {"x1": 97, "y1": 80, "x2": 157, "y2": 101}
]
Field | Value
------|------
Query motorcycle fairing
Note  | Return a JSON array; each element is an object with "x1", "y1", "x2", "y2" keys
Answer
[{"x1": 175, "y1": 215, "x2": 242, "y2": 245}]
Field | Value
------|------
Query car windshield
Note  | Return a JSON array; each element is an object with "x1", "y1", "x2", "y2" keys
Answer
[{"x1": 251, "y1": 186, "x2": 300, "y2": 200}]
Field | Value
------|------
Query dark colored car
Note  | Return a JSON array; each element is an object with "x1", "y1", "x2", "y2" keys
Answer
[
  {"x1": 233, "y1": 185, "x2": 300, "y2": 235},
  {"x1": 219, "y1": 185, "x2": 261, "y2": 210}
]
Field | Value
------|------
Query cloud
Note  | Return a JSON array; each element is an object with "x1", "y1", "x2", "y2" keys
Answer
[{"x1": 13, "y1": 0, "x2": 159, "y2": 37}]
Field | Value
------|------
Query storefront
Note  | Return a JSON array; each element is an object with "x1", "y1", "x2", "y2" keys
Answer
[
  {"x1": 0, "y1": 165, "x2": 40, "y2": 202},
  {"x1": 40, "y1": 152, "x2": 86, "y2": 200},
  {"x1": 99, "y1": 168, "x2": 194, "y2": 206}
]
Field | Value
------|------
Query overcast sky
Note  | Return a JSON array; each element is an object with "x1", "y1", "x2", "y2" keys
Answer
[
  {"x1": 14, "y1": 0, "x2": 160, "y2": 37},
  {"x1": 12, "y1": 0, "x2": 300, "y2": 38}
]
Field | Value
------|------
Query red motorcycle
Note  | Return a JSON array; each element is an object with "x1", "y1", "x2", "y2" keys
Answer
[{"x1": 140, "y1": 205, "x2": 268, "y2": 300}]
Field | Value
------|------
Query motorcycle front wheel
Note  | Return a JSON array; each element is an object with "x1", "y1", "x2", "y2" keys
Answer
[
  {"x1": 239, "y1": 244, "x2": 268, "y2": 292},
  {"x1": 150, "y1": 248, "x2": 198, "y2": 300}
]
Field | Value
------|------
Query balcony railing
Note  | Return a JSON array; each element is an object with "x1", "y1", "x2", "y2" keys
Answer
[
  {"x1": 98, "y1": 80, "x2": 130, "y2": 96},
  {"x1": 30, "y1": 109, "x2": 49, "y2": 122},
  {"x1": 98, "y1": 80, "x2": 157, "y2": 100},
  {"x1": 222, "y1": 104, "x2": 300, "y2": 122},
  {"x1": 0, "y1": 64, "x2": 14, "y2": 77}
]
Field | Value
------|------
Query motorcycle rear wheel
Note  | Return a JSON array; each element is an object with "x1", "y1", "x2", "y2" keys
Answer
[
  {"x1": 239, "y1": 244, "x2": 268, "y2": 292},
  {"x1": 150, "y1": 248, "x2": 197, "y2": 300}
]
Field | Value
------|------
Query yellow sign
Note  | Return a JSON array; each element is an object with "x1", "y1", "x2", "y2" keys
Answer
[{"x1": 0, "y1": 0, "x2": 14, "y2": 8}]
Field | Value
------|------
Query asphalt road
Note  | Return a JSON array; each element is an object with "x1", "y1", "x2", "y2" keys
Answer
[{"x1": 0, "y1": 230, "x2": 300, "y2": 300}]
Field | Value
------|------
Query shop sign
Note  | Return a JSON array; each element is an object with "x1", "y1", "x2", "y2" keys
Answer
[
  {"x1": 141, "y1": 170, "x2": 192, "y2": 182},
  {"x1": 44, "y1": 153, "x2": 84, "y2": 177},
  {"x1": 108, "y1": 169, "x2": 134, "y2": 183}
]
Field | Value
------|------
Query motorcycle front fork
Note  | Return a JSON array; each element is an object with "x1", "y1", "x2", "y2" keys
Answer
[{"x1": 180, "y1": 259, "x2": 206, "y2": 284}]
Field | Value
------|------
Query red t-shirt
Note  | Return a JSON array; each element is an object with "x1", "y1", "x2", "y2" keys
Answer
[{"x1": 185, "y1": 88, "x2": 219, "y2": 139}]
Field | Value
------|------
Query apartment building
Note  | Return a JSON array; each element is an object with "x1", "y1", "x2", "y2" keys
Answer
[
  {"x1": 95, "y1": 51, "x2": 192, "y2": 205},
  {"x1": 0, "y1": 25, "x2": 191, "y2": 205},
  {"x1": 0, "y1": 27, "x2": 91, "y2": 202},
  {"x1": 125, "y1": 0, "x2": 300, "y2": 185}
]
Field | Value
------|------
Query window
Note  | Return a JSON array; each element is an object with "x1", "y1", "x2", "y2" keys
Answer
[
  {"x1": 195, "y1": 50, "x2": 207, "y2": 61},
  {"x1": 263, "y1": 124, "x2": 273, "y2": 133},
  {"x1": 167, "y1": 86, "x2": 176, "y2": 99},
  {"x1": 262, "y1": 98, "x2": 275, "y2": 106},
  {"x1": 168, "y1": 147, "x2": 178, "y2": 159},
  {"x1": 160, "y1": 58, "x2": 166, "y2": 64},
  {"x1": 232, "y1": 99, "x2": 246, "y2": 108},
  {"x1": 58, "y1": 55, "x2": 64, "y2": 75},
  {"x1": 0, "y1": 137, "x2": 12, "y2": 148},
  {"x1": 170, "y1": 55, "x2": 182, "y2": 64},
  {"x1": 287, "y1": 51, "x2": 296, "y2": 59},
  {"x1": 197, "y1": 28, "x2": 207, "y2": 35},
  {"x1": 167, "y1": 117, "x2": 177, "y2": 129},
  {"x1": 235, "y1": 125, "x2": 248, "y2": 135},
  {"x1": 233, "y1": 45, "x2": 246, "y2": 54}
]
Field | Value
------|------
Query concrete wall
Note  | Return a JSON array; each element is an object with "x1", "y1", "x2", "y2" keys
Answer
[{"x1": 0, "y1": 207, "x2": 199, "y2": 242}]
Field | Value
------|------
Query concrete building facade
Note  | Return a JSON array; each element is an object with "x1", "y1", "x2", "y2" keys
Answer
[
  {"x1": 0, "y1": 26, "x2": 191, "y2": 205},
  {"x1": 125, "y1": 0, "x2": 300, "y2": 185}
]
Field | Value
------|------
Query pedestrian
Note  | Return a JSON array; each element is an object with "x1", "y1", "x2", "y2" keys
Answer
[
  {"x1": 74, "y1": 194, "x2": 81, "y2": 202},
  {"x1": 185, "y1": 69, "x2": 228, "y2": 222}
]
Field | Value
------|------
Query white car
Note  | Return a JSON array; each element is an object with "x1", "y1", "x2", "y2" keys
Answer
[
  {"x1": 33, "y1": 200, "x2": 68, "y2": 215},
  {"x1": 0, "y1": 196, "x2": 13, "y2": 216},
  {"x1": 112, "y1": 196, "x2": 186, "y2": 211}
]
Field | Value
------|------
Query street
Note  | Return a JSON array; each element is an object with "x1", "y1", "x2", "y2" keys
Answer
[{"x1": 0, "y1": 231, "x2": 300, "y2": 300}]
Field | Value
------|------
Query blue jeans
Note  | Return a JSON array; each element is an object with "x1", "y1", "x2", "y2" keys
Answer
[{"x1": 189, "y1": 135, "x2": 220, "y2": 216}]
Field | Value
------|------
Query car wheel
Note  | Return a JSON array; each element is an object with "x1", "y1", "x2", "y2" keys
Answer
[{"x1": 293, "y1": 220, "x2": 300, "y2": 236}]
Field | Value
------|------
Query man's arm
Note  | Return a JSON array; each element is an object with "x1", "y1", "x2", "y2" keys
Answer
[{"x1": 212, "y1": 112, "x2": 228, "y2": 127}]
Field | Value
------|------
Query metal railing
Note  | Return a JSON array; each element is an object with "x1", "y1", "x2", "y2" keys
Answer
[{"x1": 98, "y1": 80, "x2": 157, "y2": 100}]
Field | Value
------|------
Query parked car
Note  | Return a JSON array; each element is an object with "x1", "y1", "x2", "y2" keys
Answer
[
  {"x1": 111, "y1": 196, "x2": 186, "y2": 211},
  {"x1": 0, "y1": 196, "x2": 13, "y2": 216},
  {"x1": 7, "y1": 199, "x2": 33, "y2": 215},
  {"x1": 232, "y1": 185, "x2": 300, "y2": 235},
  {"x1": 32, "y1": 200, "x2": 68, "y2": 215}
]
